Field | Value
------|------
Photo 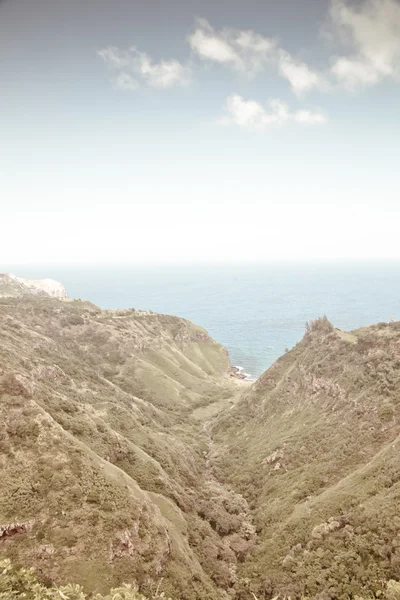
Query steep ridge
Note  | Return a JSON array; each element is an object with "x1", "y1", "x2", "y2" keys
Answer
[
  {"x1": 0, "y1": 295, "x2": 252, "y2": 599},
  {"x1": 211, "y1": 317, "x2": 400, "y2": 599}
]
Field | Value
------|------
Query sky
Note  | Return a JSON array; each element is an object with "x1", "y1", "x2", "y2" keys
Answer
[{"x1": 1, "y1": 0, "x2": 399, "y2": 264}]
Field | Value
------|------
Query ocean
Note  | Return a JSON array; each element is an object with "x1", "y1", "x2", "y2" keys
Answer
[{"x1": 3, "y1": 262, "x2": 400, "y2": 380}]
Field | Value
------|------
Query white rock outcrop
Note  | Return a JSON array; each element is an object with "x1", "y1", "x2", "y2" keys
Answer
[
  {"x1": 10, "y1": 274, "x2": 67, "y2": 298},
  {"x1": 0, "y1": 274, "x2": 67, "y2": 298}
]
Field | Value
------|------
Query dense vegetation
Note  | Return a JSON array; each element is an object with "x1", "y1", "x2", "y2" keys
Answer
[
  {"x1": 0, "y1": 559, "x2": 157, "y2": 599},
  {"x1": 212, "y1": 318, "x2": 400, "y2": 598},
  {"x1": 2, "y1": 285, "x2": 400, "y2": 599},
  {"x1": 2, "y1": 559, "x2": 400, "y2": 600},
  {"x1": 0, "y1": 296, "x2": 251, "y2": 600}
]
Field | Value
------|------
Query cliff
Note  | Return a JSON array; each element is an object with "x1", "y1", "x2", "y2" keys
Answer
[{"x1": 0, "y1": 273, "x2": 67, "y2": 298}]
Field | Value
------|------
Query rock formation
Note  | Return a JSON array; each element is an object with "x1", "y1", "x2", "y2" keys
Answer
[{"x1": 0, "y1": 273, "x2": 67, "y2": 298}]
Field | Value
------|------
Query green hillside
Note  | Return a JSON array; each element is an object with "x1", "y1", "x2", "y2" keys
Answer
[
  {"x1": 211, "y1": 317, "x2": 400, "y2": 599},
  {"x1": 2, "y1": 291, "x2": 400, "y2": 600},
  {"x1": 0, "y1": 296, "x2": 250, "y2": 600}
]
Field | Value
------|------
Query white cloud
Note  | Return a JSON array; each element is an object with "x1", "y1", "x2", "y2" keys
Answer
[
  {"x1": 278, "y1": 50, "x2": 325, "y2": 95},
  {"x1": 219, "y1": 94, "x2": 327, "y2": 131},
  {"x1": 113, "y1": 72, "x2": 138, "y2": 92},
  {"x1": 331, "y1": 57, "x2": 381, "y2": 87},
  {"x1": 294, "y1": 109, "x2": 327, "y2": 125},
  {"x1": 188, "y1": 19, "x2": 240, "y2": 67},
  {"x1": 188, "y1": 18, "x2": 276, "y2": 75},
  {"x1": 98, "y1": 45, "x2": 191, "y2": 90},
  {"x1": 98, "y1": 46, "x2": 131, "y2": 70},
  {"x1": 329, "y1": 0, "x2": 400, "y2": 88},
  {"x1": 135, "y1": 52, "x2": 191, "y2": 88}
]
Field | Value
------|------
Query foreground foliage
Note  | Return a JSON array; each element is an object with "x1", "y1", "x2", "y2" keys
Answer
[
  {"x1": 2, "y1": 560, "x2": 400, "y2": 600},
  {"x1": 0, "y1": 559, "x2": 164, "y2": 599}
]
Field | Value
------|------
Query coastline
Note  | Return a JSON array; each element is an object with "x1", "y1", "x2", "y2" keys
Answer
[{"x1": 231, "y1": 365, "x2": 254, "y2": 382}]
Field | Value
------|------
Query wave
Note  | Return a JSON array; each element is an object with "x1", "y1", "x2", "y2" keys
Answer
[{"x1": 234, "y1": 365, "x2": 254, "y2": 381}]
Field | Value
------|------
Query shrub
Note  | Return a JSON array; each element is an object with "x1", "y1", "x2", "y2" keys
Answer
[{"x1": 305, "y1": 316, "x2": 334, "y2": 335}]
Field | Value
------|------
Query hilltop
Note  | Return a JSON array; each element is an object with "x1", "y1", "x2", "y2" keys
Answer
[{"x1": 2, "y1": 282, "x2": 400, "y2": 600}]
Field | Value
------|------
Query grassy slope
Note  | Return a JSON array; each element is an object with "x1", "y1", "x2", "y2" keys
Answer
[
  {"x1": 0, "y1": 297, "x2": 252, "y2": 600},
  {"x1": 212, "y1": 317, "x2": 400, "y2": 599}
]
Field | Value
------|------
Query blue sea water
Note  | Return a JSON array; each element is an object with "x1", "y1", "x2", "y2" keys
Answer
[{"x1": 3, "y1": 262, "x2": 400, "y2": 379}]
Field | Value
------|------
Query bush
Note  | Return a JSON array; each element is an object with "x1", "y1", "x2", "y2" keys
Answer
[{"x1": 305, "y1": 316, "x2": 334, "y2": 335}]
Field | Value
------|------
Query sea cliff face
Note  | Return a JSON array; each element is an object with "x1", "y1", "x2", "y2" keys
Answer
[{"x1": 0, "y1": 273, "x2": 67, "y2": 298}]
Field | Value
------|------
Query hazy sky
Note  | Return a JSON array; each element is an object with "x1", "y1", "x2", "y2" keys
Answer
[{"x1": 1, "y1": 0, "x2": 399, "y2": 263}]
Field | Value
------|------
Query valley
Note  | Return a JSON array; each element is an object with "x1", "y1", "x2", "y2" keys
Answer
[{"x1": 2, "y1": 282, "x2": 400, "y2": 600}]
